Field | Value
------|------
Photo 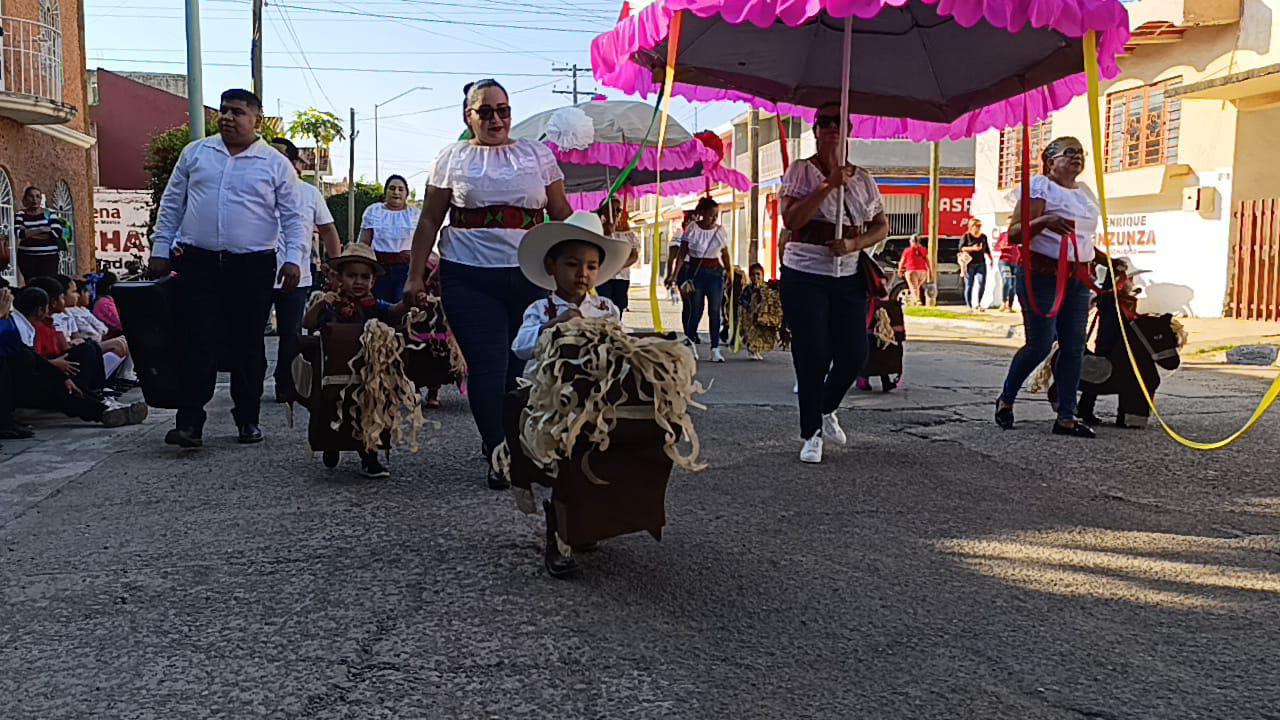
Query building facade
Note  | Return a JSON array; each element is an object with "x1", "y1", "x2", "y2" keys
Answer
[
  {"x1": 0, "y1": 0, "x2": 96, "y2": 283},
  {"x1": 88, "y1": 69, "x2": 196, "y2": 191},
  {"x1": 971, "y1": 0, "x2": 1280, "y2": 318}
]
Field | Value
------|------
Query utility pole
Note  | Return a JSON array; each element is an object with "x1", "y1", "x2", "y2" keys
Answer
[
  {"x1": 748, "y1": 108, "x2": 760, "y2": 265},
  {"x1": 251, "y1": 0, "x2": 263, "y2": 99},
  {"x1": 348, "y1": 108, "x2": 358, "y2": 244},
  {"x1": 185, "y1": 0, "x2": 204, "y2": 138},
  {"x1": 553, "y1": 64, "x2": 585, "y2": 104},
  {"x1": 927, "y1": 141, "x2": 941, "y2": 306}
]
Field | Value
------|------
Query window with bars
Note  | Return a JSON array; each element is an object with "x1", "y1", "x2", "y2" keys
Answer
[
  {"x1": 997, "y1": 120, "x2": 1053, "y2": 189},
  {"x1": 1106, "y1": 79, "x2": 1182, "y2": 172}
]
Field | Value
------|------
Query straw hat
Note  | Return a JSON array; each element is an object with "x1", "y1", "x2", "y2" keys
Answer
[
  {"x1": 518, "y1": 211, "x2": 632, "y2": 291},
  {"x1": 328, "y1": 243, "x2": 384, "y2": 276}
]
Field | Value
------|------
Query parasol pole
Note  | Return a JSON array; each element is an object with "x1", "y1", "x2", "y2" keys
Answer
[
  {"x1": 836, "y1": 15, "x2": 853, "y2": 242},
  {"x1": 649, "y1": 10, "x2": 684, "y2": 334}
]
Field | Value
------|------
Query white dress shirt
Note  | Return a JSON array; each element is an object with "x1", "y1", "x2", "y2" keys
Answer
[
  {"x1": 512, "y1": 293, "x2": 621, "y2": 362},
  {"x1": 152, "y1": 135, "x2": 308, "y2": 268},
  {"x1": 276, "y1": 179, "x2": 334, "y2": 289}
]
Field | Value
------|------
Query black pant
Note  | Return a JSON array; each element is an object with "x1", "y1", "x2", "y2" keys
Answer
[
  {"x1": 65, "y1": 341, "x2": 107, "y2": 395},
  {"x1": 439, "y1": 260, "x2": 545, "y2": 452},
  {"x1": 174, "y1": 248, "x2": 277, "y2": 431},
  {"x1": 3, "y1": 347, "x2": 106, "y2": 422},
  {"x1": 780, "y1": 266, "x2": 869, "y2": 439},
  {"x1": 598, "y1": 278, "x2": 630, "y2": 313},
  {"x1": 271, "y1": 286, "x2": 309, "y2": 397}
]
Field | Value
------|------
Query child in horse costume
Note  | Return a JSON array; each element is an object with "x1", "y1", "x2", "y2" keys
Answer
[{"x1": 497, "y1": 212, "x2": 704, "y2": 579}]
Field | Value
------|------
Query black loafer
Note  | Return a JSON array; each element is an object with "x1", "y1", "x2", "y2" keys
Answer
[
  {"x1": 994, "y1": 401, "x2": 1015, "y2": 430},
  {"x1": 238, "y1": 424, "x2": 264, "y2": 444},
  {"x1": 1052, "y1": 421, "x2": 1097, "y2": 439},
  {"x1": 1078, "y1": 411, "x2": 1105, "y2": 427},
  {"x1": 164, "y1": 428, "x2": 203, "y2": 448}
]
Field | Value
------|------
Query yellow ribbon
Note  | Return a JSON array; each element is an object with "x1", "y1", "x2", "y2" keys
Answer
[
  {"x1": 1084, "y1": 31, "x2": 1280, "y2": 449},
  {"x1": 649, "y1": 10, "x2": 684, "y2": 334}
]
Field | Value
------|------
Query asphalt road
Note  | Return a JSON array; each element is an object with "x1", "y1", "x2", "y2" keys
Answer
[{"x1": 2, "y1": 336, "x2": 1279, "y2": 719}]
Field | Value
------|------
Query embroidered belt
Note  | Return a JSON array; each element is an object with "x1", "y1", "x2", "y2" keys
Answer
[
  {"x1": 449, "y1": 205, "x2": 545, "y2": 231},
  {"x1": 375, "y1": 251, "x2": 411, "y2": 265}
]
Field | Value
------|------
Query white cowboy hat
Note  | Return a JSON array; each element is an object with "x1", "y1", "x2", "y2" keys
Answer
[
  {"x1": 1114, "y1": 256, "x2": 1152, "y2": 277},
  {"x1": 518, "y1": 211, "x2": 632, "y2": 291}
]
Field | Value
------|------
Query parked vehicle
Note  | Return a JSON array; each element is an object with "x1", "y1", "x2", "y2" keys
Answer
[{"x1": 870, "y1": 236, "x2": 965, "y2": 305}]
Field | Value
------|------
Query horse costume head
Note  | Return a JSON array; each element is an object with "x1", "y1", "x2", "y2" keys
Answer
[{"x1": 1130, "y1": 313, "x2": 1184, "y2": 371}]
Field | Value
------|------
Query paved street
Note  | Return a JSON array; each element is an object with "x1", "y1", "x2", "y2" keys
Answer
[{"x1": 3, "y1": 325, "x2": 1279, "y2": 719}]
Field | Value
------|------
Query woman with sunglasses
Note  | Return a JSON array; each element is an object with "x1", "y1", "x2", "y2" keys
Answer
[
  {"x1": 358, "y1": 174, "x2": 420, "y2": 303},
  {"x1": 406, "y1": 79, "x2": 574, "y2": 489},
  {"x1": 995, "y1": 136, "x2": 1099, "y2": 438},
  {"x1": 778, "y1": 103, "x2": 889, "y2": 465}
]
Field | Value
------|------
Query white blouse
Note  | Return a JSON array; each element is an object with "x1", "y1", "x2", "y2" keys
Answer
[
  {"x1": 611, "y1": 230, "x2": 642, "y2": 281},
  {"x1": 360, "y1": 202, "x2": 421, "y2": 254},
  {"x1": 779, "y1": 159, "x2": 884, "y2": 278},
  {"x1": 1027, "y1": 175, "x2": 1098, "y2": 262},
  {"x1": 428, "y1": 139, "x2": 565, "y2": 268},
  {"x1": 682, "y1": 224, "x2": 729, "y2": 259}
]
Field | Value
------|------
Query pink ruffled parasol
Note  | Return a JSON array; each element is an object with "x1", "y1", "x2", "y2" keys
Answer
[{"x1": 591, "y1": 0, "x2": 1132, "y2": 141}]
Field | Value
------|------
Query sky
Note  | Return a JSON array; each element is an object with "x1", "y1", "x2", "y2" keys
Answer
[{"x1": 82, "y1": 0, "x2": 747, "y2": 189}]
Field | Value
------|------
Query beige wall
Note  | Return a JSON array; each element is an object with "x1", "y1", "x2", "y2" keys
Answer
[{"x1": 1232, "y1": 103, "x2": 1280, "y2": 202}]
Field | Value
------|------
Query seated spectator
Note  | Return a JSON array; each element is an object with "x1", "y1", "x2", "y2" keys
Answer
[
  {"x1": 0, "y1": 281, "x2": 34, "y2": 441},
  {"x1": 3, "y1": 287, "x2": 146, "y2": 429},
  {"x1": 60, "y1": 275, "x2": 136, "y2": 385},
  {"x1": 20, "y1": 281, "x2": 109, "y2": 397},
  {"x1": 91, "y1": 272, "x2": 124, "y2": 339}
]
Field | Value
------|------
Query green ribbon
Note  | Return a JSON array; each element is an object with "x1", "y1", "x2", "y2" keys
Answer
[{"x1": 595, "y1": 97, "x2": 663, "y2": 213}]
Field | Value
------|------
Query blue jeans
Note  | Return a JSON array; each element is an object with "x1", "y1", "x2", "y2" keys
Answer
[
  {"x1": 999, "y1": 271, "x2": 1092, "y2": 422},
  {"x1": 439, "y1": 260, "x2": 545, "y2": 451},
  {"x1": 375, "y1": 263, "x2": 410, "y2": 304},
  {"x1": 999, "y1": 261, "x2": 1019, "y2": 306},
  {"x1": 685, "y1": 266, "x2": 725, "y2": 349},
  {"x1": 965, "y1": 262, "x2": 988, "y2": 309},
  {"x1": 780, "y1": 266, "x2": 869, "y2": 439}
]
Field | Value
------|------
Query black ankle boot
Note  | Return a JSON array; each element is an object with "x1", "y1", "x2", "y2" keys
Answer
[{"x1": 543, "y1": 501, "x2": 579, "y2": 579}]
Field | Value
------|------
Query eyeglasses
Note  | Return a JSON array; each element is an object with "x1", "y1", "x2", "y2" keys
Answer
[
  {"x1": 815, "y1": 116, "x2": 841, "y2": 130},
  {"x1": 470, "y1": 105, "x2": 511, "y2": 121},
  {"x1": 1053, "y1": 147, "x2": 1086, "y2": 160}
]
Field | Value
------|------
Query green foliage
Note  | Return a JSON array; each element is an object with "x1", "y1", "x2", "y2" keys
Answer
[
  {"x1": 143, "y1": 123, "x2": 217, "y2": 231},
  {"x1": 325, "y1": 181, "x2": 386, "y2": 245},
  {"x1": 287, "y1": 108, "x2": 345, "y2": 146}
]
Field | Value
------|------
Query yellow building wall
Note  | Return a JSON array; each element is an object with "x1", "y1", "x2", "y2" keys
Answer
[{"x1": 1232, "y1": 104, "x2": 1280, "y2": 203}]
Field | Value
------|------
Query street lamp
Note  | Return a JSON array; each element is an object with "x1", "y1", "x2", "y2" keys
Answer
[{"x1": 375, "y1": 86, "x2": 431, "y2": 182}]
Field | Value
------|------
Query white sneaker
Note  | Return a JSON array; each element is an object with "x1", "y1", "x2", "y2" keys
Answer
[
  {"x1": 800, "y1": 435, "x2": 824, "y2": 464},
  {"x1": 822, "y1": 412, "x2": 847, "y2": 445},
  {"x1": 710, "y1": 348, "x2": 726, "y2": 363},
  {"x1": 749, "y1": 352, "x2": 764, "y2": 361}
]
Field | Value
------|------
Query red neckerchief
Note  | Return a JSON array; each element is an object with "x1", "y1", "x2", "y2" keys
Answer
[{"x1": 334, "y1": 292, "x2": 378, "y2": 321}]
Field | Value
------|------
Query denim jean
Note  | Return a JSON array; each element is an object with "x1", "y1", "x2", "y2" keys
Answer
[
  {"x1": 998, "y1": 261, "x2": 1019, "y2": 306},
  {"x1": 440, "y1": 260, "x2": 545, "y2": 452},
  {"x1": 684, "y1": 266, "x2": 725, "y2": 349},
  {"x1": 964, "y1": 262, "x2": 988, "y2": 309},
  {"x1": 271, "y1": 286, "x2": 309, "y2": 397},
  {"x1": 780, "y1": 266, "x2": 869, "y2": 439},
  {"x1": 999, "y1": 271, "x2": 1092, "y2": 422},
  {"x1": 375, "y1": 263, "x2": 410, "y2": 304}
]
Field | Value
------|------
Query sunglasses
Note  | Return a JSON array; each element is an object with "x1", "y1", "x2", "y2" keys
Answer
[
  {"x1": 815, "y1": 115, "x2": 841, "y2": 130},
  {"x1": 470, "y1": 105, "x2": 511, "y2": 121},
  {"x1": 1053, "y1": 147, "x2": 1086, "y2": 160}
]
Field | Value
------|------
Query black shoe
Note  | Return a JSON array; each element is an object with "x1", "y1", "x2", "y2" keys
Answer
[
  {"x1": 1078, "y1": 411, "x2": 1104, "y2": 427},
  {"x1": 0, "y1": 427, "x2": 35, "y2": 440},
  {"x1": 994, "y1": 400, "x2": 1015, "y2": 430},
  {"x1": 238, "y1": 424, "x2": 264, "y2": 444},
  {"x1": 487, "y1": 465, "x2": 510, "y2": 491},
  {"x1": 322, "y1": 450, "x2": 340, "y2": 468},
  {"x1": 543, "y1": 501, "x2": 580, "y2": 579},
  {"x1": 1052, "y1": 420, "x2": 1097, "y2": 438},
  {"x1": 164, "y1": 427, "x2": 203, "y2": 448},
  {"x1": 102, "y1": 401, "x2": 148, "y2": 428},
  {"x1": 361, "y1": 454, "x2": 391, "y2": 478}
]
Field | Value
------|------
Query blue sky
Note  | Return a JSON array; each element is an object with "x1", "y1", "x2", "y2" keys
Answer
[{"x1": 83, "y1": 0, "x2": 745, "y2": 188}]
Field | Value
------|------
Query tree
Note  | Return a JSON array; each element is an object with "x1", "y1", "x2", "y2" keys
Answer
[
  {"x1": 143, "y1": 123, "x2": 218, "y2": 233},
  {"x1": 326, "y1": 181, "x2": 385, "y2": 246},
  {"x1": 287, "y1": 108, "x2": 345, "y2": 188}
]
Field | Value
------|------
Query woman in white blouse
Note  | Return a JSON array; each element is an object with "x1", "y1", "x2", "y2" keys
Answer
[
  {"x1": 995, "y1": 136, "x2": 1099, "y2": 439},
  {"x1": 407, "y1": 79, "x2": 573, "y2": 489},
  {"x1": 778, "y1": 103, "x2": 889, "y2": 464},
  {"x1": 359, "y1": 174, "x2": 421, "y2": 303},
  {"x1": 671, "y1": 197, "x2": 731, "y2": 363}
]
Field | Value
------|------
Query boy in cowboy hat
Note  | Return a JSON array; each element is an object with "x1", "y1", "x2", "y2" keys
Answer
[
  {"x1": 511, "y1": 211, "x2": 632, "y2": 366},
  {"x1": 303, "y1": 243, "x2": 409, "y2": 477}
]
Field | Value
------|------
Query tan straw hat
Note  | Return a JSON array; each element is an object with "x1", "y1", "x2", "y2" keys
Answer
[{"x1": 328, "y1": 243, "x2": 384, "y2": 276}]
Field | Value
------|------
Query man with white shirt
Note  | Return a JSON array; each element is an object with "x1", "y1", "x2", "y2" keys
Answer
[
  {"x1": 267, "y1": 137, "x2": 341, "y2": 403},
  {"x1": 149, "y1": 88, "x2": 308, "y2": 448}
]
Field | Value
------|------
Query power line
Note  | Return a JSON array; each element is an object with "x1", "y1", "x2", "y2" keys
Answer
[
  {"x1": 275, "y1": 3, "x2": 338, "y2": 112},
  {"x1": 91, "y1": 58, "x2": 563, "y2": 77},
  {"x1": 356, "y1": 78, "x2": 559, "y2": 122},
  {"x1": 264, "y1": 2, "x2": 604, "y2": 33},
  {"x1": 266, "y1": 7, "x2": 319, "y2": 108}
]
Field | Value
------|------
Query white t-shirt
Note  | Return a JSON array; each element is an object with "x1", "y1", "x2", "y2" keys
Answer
[
  {"x1": 779, "y1": 159, "x2": 884, "y2": 278},
  {"x1": 1027, "y1": 175, "x2": 1098, "y2": 262},
  {"x1": 611, "y1": 229, "x2": 642, "y2": 281},
  {"x1": 682, "y1": 224, "x2": 729, "y2": 259},
  {"x1": 360, "y1": 202, "x2": 421, "y2": 254},
  {"x1": 276, "y1": 180, "x2": 334, "y2": 289},
  {"x1": 428, "y1": 139, "x2": 564, "y2": 268}
]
